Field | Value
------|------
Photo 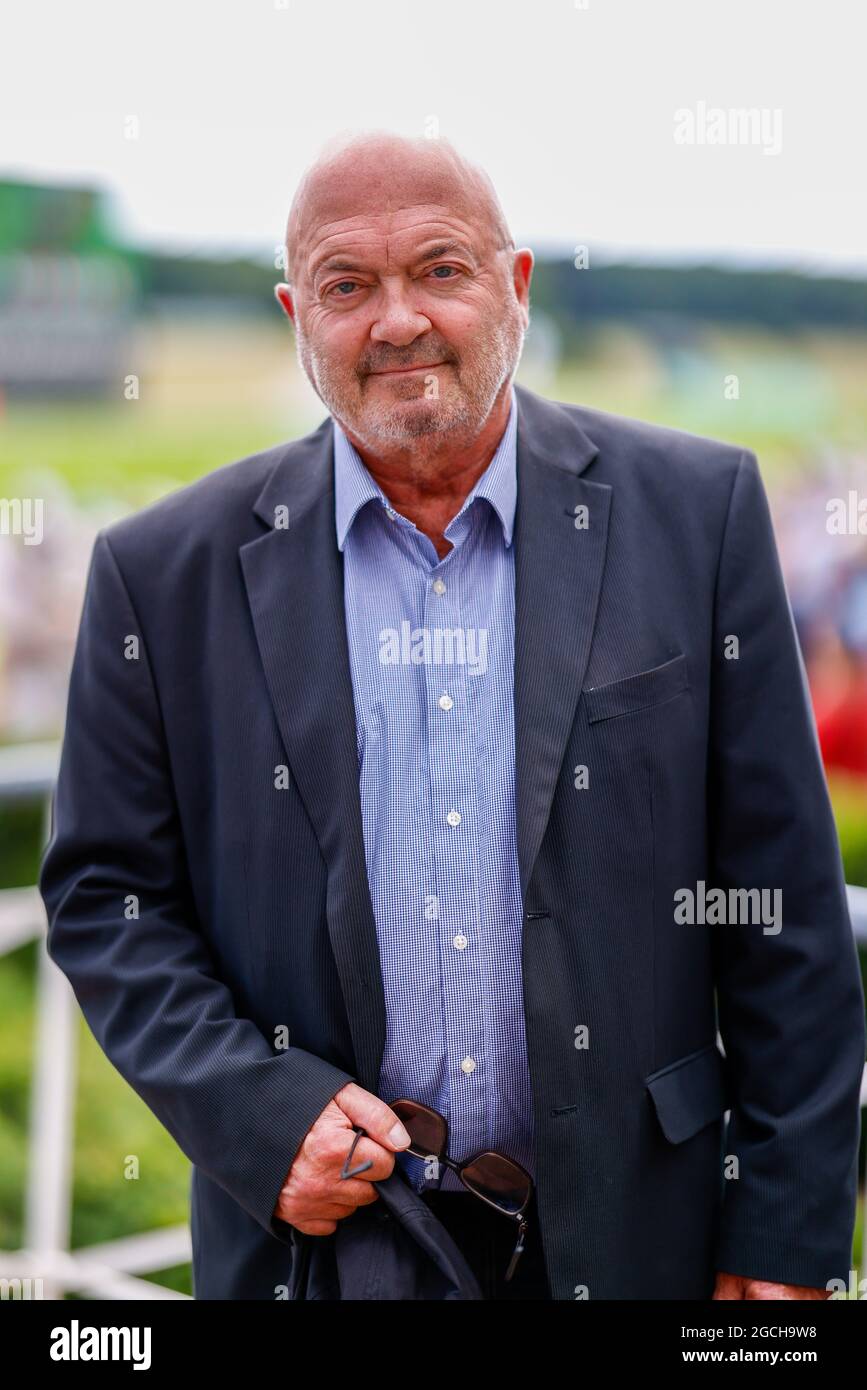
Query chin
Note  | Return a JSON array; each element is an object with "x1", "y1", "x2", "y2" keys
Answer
[{"x1": 367, "y1": 395, "x2": 467, "y2": 443}]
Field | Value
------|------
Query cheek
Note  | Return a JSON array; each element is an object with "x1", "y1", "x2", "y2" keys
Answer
[
  {"x1": 429, "y1": 290, "x2": 502, "y2": 349},
  {"x1": 305, "y1": 310, "x2": 368, "y2": 366}
]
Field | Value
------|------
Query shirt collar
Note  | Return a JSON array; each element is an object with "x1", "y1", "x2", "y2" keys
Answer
[{"x1": 333, "y1": 386, "x2": 517, "y2": 552}]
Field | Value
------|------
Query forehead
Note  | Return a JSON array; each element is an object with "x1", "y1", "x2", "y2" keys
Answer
[
  {"x1": 304, "y1": 205, "x2": 483, "y2": 277},
  {"x1": 292, "y1": 148, "x2": 497, "y2": 276}
]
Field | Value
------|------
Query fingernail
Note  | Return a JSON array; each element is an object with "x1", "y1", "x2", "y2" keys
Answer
[{"x1": 389, "y1": 1122, "x2": 411, "y2": 1147}]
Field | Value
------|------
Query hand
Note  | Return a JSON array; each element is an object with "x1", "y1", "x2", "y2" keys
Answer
[
  {"x1": 273, "y1": 1082, "x2": 412, "y2": 1236},
  {"x1": 713, "y1": 1271, "x2": 831, "y2": 1300}
]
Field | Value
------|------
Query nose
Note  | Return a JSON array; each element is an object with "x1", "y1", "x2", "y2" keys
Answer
[{"x1": 370, "y1": 279, "x2": 432, "y2": 347}]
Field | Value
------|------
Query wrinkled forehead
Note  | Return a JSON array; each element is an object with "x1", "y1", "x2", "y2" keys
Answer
[
  {"x1": 303, "y1": 206, "x2": 484, "y2": 282},
  {"x1": 291, "y1": 159, "x2": 498, "y2": 279}
]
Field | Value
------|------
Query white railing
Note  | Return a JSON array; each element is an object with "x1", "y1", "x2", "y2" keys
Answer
[
  {"x1": 0, "y1": 742, "x2": 190, "y2": 1300},
  {"x1": 0, "y1": 741, "x2": 865, "y2": 1300}
]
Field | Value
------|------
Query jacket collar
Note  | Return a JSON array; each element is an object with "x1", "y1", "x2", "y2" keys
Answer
[{"x1": 331, "y1": 386, "x2": 518, "y2": 551}]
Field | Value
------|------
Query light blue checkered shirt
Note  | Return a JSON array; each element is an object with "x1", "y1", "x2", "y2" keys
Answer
[{"x1": 332, "y1": 389, "x2": 535, "y2": 1193}]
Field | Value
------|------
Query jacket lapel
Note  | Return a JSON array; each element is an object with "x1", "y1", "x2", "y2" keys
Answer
[
  {"x1": 238, "y1": 386, "x2": 611, "y2": 1087},
  {"x1": 239, "y1": 419, "x2": 386, "y2": 1092},
  {"x1": 512, "y1": 386, "x2": 610, "y2": 900}
]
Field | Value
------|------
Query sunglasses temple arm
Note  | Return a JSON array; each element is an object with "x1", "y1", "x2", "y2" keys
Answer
[
  {"x1": 341, "y1": 1125, "x2": 375, "y2": 1180},
  {"x1": 504, "y1": 1215, "x2": 528, "y2": 1283}
]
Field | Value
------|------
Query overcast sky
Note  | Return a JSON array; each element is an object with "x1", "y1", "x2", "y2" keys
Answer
[{"x1": 3, "y1": 0, "x2": 865, "y2": 273}]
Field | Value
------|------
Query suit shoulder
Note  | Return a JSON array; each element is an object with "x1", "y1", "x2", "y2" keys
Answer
[
  {"x1": 562, "y1": 398, "x2": 750, "y2": 484},
  {"x1": 100, "y1": 440, "x2": 288, "y2": 549},
  {"x1": 97, "y1": 421, "x2": 329, "y2": 569}
]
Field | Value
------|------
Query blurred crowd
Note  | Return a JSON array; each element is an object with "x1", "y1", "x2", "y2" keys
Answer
[{"x1": 776, "y1": 460, "x2": 867, "y2": 782}]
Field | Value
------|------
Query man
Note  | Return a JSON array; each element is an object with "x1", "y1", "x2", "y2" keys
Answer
[{"x1": 39, "y1": 132, "x2": 866, "y2": 1301}]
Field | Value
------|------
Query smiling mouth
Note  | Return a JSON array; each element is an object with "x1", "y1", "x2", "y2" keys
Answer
[{"x1": 369, "y1": 361, "x2": 448, "y2": 376}]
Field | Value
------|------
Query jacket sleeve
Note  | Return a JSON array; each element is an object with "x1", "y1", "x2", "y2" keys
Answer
[
  {"x1": 38, "y1": 530, "x2": 356, "y2": 1248},
  {"x1": 708, "y1": 449, "x2": 866, "y2": 1289}
]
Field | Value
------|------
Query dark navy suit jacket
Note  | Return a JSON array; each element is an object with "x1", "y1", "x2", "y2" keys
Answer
[{"x1": 38, "y1": 385, "x2": 866, "y2": 1299}]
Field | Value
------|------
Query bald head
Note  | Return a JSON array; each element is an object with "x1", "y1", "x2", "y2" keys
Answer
[{"x1": 284, "y1": 132, "x2": 513, "y2": 285}]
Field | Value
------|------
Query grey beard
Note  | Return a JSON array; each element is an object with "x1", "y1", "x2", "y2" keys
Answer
[{"x1": 296, "y1": 312, "x2": 525, "y2": 450}]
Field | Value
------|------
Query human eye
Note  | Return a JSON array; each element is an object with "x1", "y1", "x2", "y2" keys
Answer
[
  {"x1": 327, "y1": 279, "x2": 363, "y2": 298},
  {"x1": 427, "y1": 264, "x2": 462, "y2": 281}
]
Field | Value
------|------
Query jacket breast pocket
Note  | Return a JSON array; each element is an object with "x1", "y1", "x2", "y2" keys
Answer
[
  {"x1": 644, "y1": 1041, "x2": 730, "y2": 1144},
  {"x1": 583, "y1": 652, "x2": 689, "y2": 724}
]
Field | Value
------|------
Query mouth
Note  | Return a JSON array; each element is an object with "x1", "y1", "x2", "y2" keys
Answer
[{"x1": 368, "y1": 361, "x2": 448, "y2": 377}]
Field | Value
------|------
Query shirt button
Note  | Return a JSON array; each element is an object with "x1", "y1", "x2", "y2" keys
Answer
[
  {"x1": 438, "y1": 694, "x2": 454, "y2": 711},
  {"x1": 446, "y1": 809, "x2": 462, "y2": 827},
  {"x1": 385, "y1": 507, "x2": 397, "y2": 520},
  {"x1": 432, "y1": 579, "x2": 446, "y2": 595},
  {"x1": 460, "y1": 1056, "x2": 476, "y2": 1074},
  {"x1": 453, "y1": 933, "x2": 468, "y2": 950}
]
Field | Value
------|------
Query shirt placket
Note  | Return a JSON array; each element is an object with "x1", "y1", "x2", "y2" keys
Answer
[{"x1": 422, "y1": 515, "x2": 489, "y2": 1172}]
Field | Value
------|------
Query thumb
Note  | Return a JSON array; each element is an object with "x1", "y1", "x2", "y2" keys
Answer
[{"x1": 334, "y1": 1082, "x2": 412, "y2": 1150}]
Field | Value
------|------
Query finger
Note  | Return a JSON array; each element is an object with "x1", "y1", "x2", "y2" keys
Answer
[
  {"x1": 301, "y1": 1121, "x2": 396, "y2": 1184},
  {"x1": 334, "y1": 1082, "x2": 411, "y2": 1150},
  {"x1": 328, "y1": 1178, "x2": 381, "y2": 1208},
  {"x1": 279, "y1": 1165, "x2": 383, "y2": 1210},
  {"x1": 302, "y1": 1126, "x2": 393, "y2": 1179},
  {"x1": 288, "y1": 1195, "x2": 374, "y2": 1226},
  {"x1": 329, "y1": 1131, "x2": 397, "y2": 1183},
  {"x1": 294, "y1": 1219, "x2": 338, "y2": 1237},
  {"x1": 279, "y1": 1158, "x2": 386, "y2": 1217},
  {"x1": 307, "y1": 1201, "x2": 369, "y2": 1222}
]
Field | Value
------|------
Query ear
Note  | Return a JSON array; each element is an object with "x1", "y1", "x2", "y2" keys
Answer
[
  {"x1": 274, "y1": 283, "x2": 296, "y2": 324},
  {"x1": 512, "y1": 249, "x2": 534, "y2": 325}
]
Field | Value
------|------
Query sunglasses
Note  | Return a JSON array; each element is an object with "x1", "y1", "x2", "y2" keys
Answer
[{"x1": 340, "y1": 1097, "x2": 534, "y2": 1282}]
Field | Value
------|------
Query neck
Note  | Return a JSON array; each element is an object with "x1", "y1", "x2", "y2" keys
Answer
[{"x1": 341, "y1": 384, "x2": 513, "y2": 560}]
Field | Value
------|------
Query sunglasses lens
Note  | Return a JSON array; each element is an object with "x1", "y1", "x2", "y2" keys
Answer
[
  {"x1": 390, "y1": 1101, "x2": 447, "y2": 1159},
  {"x1": 461, "y1": 1153, "x2": 531, "y2": 1215}
]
